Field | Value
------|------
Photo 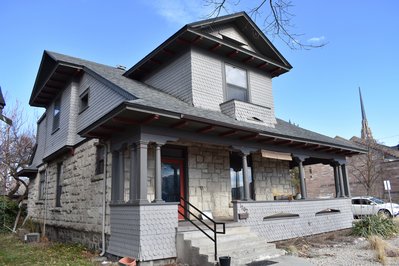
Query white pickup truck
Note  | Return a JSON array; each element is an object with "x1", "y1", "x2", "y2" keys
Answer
[{"x1": 351, "y1": 196, "x2": 399, "y2": 218}]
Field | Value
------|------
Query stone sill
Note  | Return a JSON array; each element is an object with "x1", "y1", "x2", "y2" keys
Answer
[
  {"x1": 91, "y1": 174, "x2": 104, "y2": 182},
  {"x1": 50, "y1": 208, "x2": 62, "y2": 213},
  {"x1": 110, "y1": 201, "x2": 179, "y2": 207},
  {"x1": 35, "y1": 201, "x2": 44, "y2": 205}
]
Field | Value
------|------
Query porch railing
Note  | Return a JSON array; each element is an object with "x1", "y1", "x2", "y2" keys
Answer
[{"x1": 178, "y1": 197, "x2": 226, "y2": 261}]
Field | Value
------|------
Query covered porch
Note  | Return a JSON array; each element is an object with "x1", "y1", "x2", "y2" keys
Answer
[{"x1": 80, "y1": 106, "x2": 363, "y2": 262}]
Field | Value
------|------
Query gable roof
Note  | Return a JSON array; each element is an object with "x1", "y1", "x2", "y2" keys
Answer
[
  {"x1": 35, "y1": 51, "x2": 364, "y2": 155},
  {"x1": 350, "y1": 136, "x2": 399, "y2": 159},
  {"x1": 124, "y1": 12, "x2": 292, "y2": 80}
]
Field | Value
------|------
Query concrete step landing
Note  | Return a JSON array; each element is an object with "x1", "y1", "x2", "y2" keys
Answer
[{"x1": 177, "y1": 224, "x2": 285, "y2": 266}]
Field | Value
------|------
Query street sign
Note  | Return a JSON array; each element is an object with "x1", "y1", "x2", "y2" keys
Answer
[{"x1": 384, "y1": 180, "x2": 391, "y2": 191}]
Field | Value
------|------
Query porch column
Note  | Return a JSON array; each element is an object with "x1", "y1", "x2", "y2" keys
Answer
[
  {"x1": 298, "y1": 159, "x2": 307, "y2": 199},
  {"x1": 241, "y1": 153, "x2": 251, "y2": 201},
  {"x1": 111, "y1": 151, "x2": 119, "y2": 202},
  {"x1": 129, "y1": 144, "x2": 137, "y2": 202},
  {"x1": 135, "y1": 140, "x2": 149, "y2": 204},
  {"x1": 332, "y1": 164, "x2": 341, "y2": 198},
  {"x1": 117, "y1": 148, "x2": 125, "y2": 203},
  {"x1": 153, "y1": 143, "x2": 164, "y2": 203},
  {"x1": 341, "y1": 164, "x2": 351, "y2": 197},
  {"x1": 337, "y1": 163, "x2": 345, "y2": 198}
]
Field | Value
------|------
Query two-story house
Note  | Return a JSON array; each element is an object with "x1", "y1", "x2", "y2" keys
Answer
[{"x1": 23, "y1": 12, "x2": 364, "y2": 265}]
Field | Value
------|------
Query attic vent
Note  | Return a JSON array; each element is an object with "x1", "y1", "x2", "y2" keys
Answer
[
  {"x1": 220, "y1": 34, "x2": 246, "y2": 47},
  {"x1": 248, "y1": 117, "x2": 263, "y2": 122},
  {"x1": 116, "y1": 65, "x2": 126, "y2": 70}
]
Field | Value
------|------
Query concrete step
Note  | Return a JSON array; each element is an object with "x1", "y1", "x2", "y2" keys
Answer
[{"x1": 177, "y1": 224, "x2": 285, "y2": 266}]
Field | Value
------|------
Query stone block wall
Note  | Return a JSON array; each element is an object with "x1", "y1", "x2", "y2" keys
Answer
[
  {"x1": 27, "y1": 139, "x2": 112, "y2": 242},
  {"x1": 186, "y1": 143, "x2": 232, "y2": 217},
  {"x1": 251, "y1": 153, "x2": 292, "y2": 200},
  {"x1": 234, "y1": 198, "x2": 353, "y2": 242}
]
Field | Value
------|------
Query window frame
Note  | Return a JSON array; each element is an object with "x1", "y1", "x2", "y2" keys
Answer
[
  {"x1": 79, "y1": 88, "x2": 90, "y2": 114},
  {"x1": 52, "y1": 97, "x2": 61, "y2": 132},
  {"x1": 224, "y1": 63, "x2": 249, "y2": 102}
]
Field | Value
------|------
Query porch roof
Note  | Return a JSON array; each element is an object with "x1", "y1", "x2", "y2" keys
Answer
[{"x1": 35, "y1": 51, "x2": 365, "y2": 156}]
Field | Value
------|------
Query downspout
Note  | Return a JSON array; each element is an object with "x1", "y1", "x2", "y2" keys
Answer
[{"x1": 99, "y1": 141, "x2": 108, "y2": 256}]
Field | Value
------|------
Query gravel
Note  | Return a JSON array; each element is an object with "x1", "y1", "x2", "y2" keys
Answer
[{"x1": 276, "y1": 230, "x2": 399, "y2": 265}]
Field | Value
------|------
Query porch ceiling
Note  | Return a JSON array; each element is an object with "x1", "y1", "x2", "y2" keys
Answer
[{"x1": 81, "y1": 104, "x2": 362, "y2": 157}]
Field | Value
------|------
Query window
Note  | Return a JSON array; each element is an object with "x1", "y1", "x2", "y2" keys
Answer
[
  {"x1": 95, "y1": 145, "x2": 105, "y2": 175},
  {"x1": 79, "y1": 89, "x2": 89, "y2": 113},
  {"x1": 225, "y1": 64, "x2": 248, "y2": 102},
  {"x1": 55, "y1": 162, "x2": 63, "y2": 207},
  {"x1": 52, "y1": 98, "x2": 61, "y2": 131},
  {"x1": 229, "y1": 152, "x2": 254, "y2": 200},
  {"x1": 38, "y1": 171, "x2": 46, "y2": 200}
]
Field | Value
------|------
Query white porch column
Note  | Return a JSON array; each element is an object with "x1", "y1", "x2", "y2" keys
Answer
[
  {"x1": 135, "y1": 140, "x2": 149, "y2": 204},
  {"x1": 241, "y1": 153, "x2": 251, "y2": 201},
  {"x1": 117, "y1": 148, "x2": 125, "y2": 203},
  {"x1": 153, "y1": 143, "x2": 164, "y2": 203},
  {"x1": 337, "y1": 163, "x2": 345, "y2": 198},
  {"x1": 332, "y1": 164, "x2": 341, "y2": 198},
  {"x1": 341, "y1": 164, "x2": 351, "y2": 197},
  {"x1": 129, "y1": 144, "x2": 137, "y2": 202},
  {"x1": 294, "y1": 155, "x2": 308, "y2": 199}
]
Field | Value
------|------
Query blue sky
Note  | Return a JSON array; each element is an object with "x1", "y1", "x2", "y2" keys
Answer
[{"x1": 1, "y1": 0, "x2": 398, "y2": 146}]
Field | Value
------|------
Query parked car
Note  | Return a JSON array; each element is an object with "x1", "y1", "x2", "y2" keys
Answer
[{"x1": 351, "y1": 196, "x2": 399, "y2": 218}]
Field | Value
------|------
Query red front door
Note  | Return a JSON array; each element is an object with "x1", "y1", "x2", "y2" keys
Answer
[{"x1": 161, "y1": 159, "x2": 185, "y2": 220}]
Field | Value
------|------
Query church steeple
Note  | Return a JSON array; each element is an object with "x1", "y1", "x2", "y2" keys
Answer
[{"x1": 359, "y1": 87, "x2": 373, "y2": 140}]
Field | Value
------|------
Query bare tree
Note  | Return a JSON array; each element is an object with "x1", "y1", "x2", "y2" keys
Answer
[
  {"x1": 349, "y1": 138, "x2": 385, "y2": 196},
  {"x1": 206, "y1": 0, "x2": 327, "y2": 49},
  {"x1": 0, "y1": 100, "x2": 35, "y2": 203}
]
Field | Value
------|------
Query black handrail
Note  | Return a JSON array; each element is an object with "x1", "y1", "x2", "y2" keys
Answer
[{"x1": 178, "y1": 197, "x2": 226, "y2": 261}]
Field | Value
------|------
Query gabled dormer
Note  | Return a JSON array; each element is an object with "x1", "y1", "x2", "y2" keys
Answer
[{"x1": 124, "y1": 12, "x2": 292, "y2": 128}]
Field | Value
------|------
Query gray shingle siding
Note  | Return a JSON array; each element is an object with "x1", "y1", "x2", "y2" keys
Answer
[
  {"x1": 191, "y1": 47, "x2": 224, "y2": 111},
  {"x1": 143, "y1": 51, "x2": 192, "y2": 104},
  {"x1": 77, "y1": 73, "x2": 126, "y2": 133},
  {"x1": 31, "y1": 114, "x2": 47, "y2": 167},
  {"x1": 43, "y1": 83, "x2": 72, "y2": 158}
]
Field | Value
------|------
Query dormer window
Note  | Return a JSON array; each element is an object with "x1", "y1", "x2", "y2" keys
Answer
[
  {"x1": 225, "y1": 64, "x2": 248, "y2": 102},
  {"x1": 79, "y1": 89, "x2": 89, "y2": 113},
  {"x1": 52, "y1": 97, "x2": 61, "y2": 131}
]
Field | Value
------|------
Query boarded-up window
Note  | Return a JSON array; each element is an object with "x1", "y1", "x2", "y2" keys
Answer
[
  {"x1": 53, "y1": 98, "x2": 61, "y2": 131},
  {"x1": 38, "y1": 171, "x2": 46, "y2": 200},
  {"x1": 55, "y1": 162, "x2": 63, "y2": 207},
  {"x1": 96, "y1": 145, "x2": 105, "y2": 175}
]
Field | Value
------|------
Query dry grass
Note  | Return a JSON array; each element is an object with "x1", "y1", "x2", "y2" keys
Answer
[
  {"x1": 369, "y1": 235, "x2": 387, "y2": 265},
  {"x1": 285, "y1": 245, "x2": 299, "y2": 256}
]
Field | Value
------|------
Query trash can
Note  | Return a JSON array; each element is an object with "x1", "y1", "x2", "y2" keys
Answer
[{"x1": 219, "y1": 256, "x2": 231, "y2": 266}]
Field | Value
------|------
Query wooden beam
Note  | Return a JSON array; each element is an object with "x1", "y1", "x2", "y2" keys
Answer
[
  {"x1": 197, "y1": 125, "x2": 214, "y2": 134},
  {"x1": 275, "y1": 140, "x2": 293, "y2": 146},
  {"x1": 227, "y1": 50, "x2": 238, "y2": 58},
  {"x1": 150, "y1": 58, "x2": 162, "y2": 65},
  {"x1": 242, "y1": 56, "x2": 254, "y2": 64},
  {"x1": 177, "y1": 37, "x2": 191, "y2": 45},
  {"x1": 209, "y1": 43, "x2": 222, "y2": 51},
  {"x1": 171, "y1": 120, "x2": 188, "y2": 129},
  {"x1": 271, "y1": 67, "x2": 282, "y2": 77},
  {"x1": 162, "y1": 48, "x2": 175, "y2": 56},
  {"x1": 257, "y1": 62, "x2": 269, "y2": 69},
  {"x1": 219, "y1": 130, "x2": 237, "y2": 137},
  {"x1": 141, "y1": 114, "x2": 159, "y2": 125},
  {"x1": 260, "y1": 137, "x2": 277, "y2": 144},
  {"x1": 240, "y1": 133, "x2": 259, "y2": 141},
  {"x1": 87, "y1": 132, "x2": 111, "y2": 139},
  {"x1": 314, "y1": 146, "x2": 332, "y2": 152},
  {"x1": 289, "y1": 142, "x2": 308, "y2": 148},
  {"x1": 191, "y1": 36, "x2": 203, "y2": 44}
]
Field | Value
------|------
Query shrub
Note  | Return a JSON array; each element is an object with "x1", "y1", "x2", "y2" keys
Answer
[
  {"x1": 0, "y1": 196, "x2": 19, "y2": 232},
  {"x1": 352, "y1": 215, "x2": 399, "y2": 238}
]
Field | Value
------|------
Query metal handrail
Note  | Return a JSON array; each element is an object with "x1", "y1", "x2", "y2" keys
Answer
[{"x1": 178, "y1": 197, "x2": 226, "y2": 261}]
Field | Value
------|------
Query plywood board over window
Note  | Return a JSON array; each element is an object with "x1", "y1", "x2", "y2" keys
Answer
[{"x1": 261, "y1": 150, "x2": 292, "y2": 161}]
